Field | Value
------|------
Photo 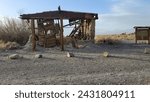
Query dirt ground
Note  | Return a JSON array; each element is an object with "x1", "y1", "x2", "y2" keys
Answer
[{"x1": 0, "y1": 40, "x2": 150, "y2": 85}]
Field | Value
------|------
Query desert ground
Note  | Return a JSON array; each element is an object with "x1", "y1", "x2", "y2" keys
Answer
[{"x1": 0, "y1": 38, "x2": 150, "y2": 85}]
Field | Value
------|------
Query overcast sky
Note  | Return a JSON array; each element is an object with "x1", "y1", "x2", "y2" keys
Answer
[{"x1": 0, "y1": 0, "x2": 150, "y2": 34}]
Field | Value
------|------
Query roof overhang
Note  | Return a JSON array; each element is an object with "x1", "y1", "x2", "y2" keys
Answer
[{"x1": 20, "y1": 10, "x2": 98, "y2": 20}]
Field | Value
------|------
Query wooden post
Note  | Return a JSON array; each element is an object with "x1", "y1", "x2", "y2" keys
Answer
[
  {"x1": 60, "y1": 18, "x2": 64, "y2": 51},
  {"x1": 89, "y1": 19, "x2": 92, "y2": 40},
  {"x1": 86, "y1": 20, "x2": 90, "y2": 40},
  {"x1": 31, "y1": 19, "x2": 36, "y2": 51},
  {"x1": 148, "y1": 28, "x2": 150, "y2": 44},
  {"x1": 81, "y1": 20, "x2": 84, "y2": 39},
  {"x1": 85, "y1": 20, "x2": 90, "y2": 40},
  {"x1": 84, "y1": 20, "x2": 87, "y2": 40},
  {"x1": 135, "y1": 27, "x2": 137, "y2": 44},
  {"x1": 58, "y1": 6, "x2": 64, "y2": 51},
  {"x1": 91, "y1": 19, "x2": 95, "y2": 40}
]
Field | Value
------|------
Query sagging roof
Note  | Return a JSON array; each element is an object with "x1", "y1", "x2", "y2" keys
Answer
[{"x1": 20, "y1": 10, "x2": 98, "y2": 20}]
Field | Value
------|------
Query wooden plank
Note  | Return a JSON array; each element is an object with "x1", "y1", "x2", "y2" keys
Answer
[
  {"x1": 31, "y1": 19, "x2": 36, "y2": 51},
  {"x1": 69, "y1": 23, "x2": 82, "y2": 37},
  {"x1": 63, "y1": 20, "x2": 80, "y2": 27}
]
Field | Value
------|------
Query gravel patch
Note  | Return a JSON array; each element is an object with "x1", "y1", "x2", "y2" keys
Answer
[{"x1": 0, "y1": 41, "x2": 150, "y2": 85}]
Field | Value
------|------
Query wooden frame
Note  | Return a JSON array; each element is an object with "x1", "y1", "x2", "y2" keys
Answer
[{"x1": 20, "y1": 9, "x2": 98, "y2": 51}]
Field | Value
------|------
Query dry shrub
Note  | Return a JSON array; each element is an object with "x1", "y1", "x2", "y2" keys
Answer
[
  {"x1": 0, "y1": 40, "x2": 20, "y2": 50},
  {"x1": 95, "y1": 33, "x2": 135, "y2": 44},
  {"x1": 95, "y1": 35, "x2": 119, "y2": 45},
  {"x1": 0, "y1": 17, "x2": 30, "y2": 45},
  {"x1": 0, "y1": 40, "x2": 6, "y2": 49}
]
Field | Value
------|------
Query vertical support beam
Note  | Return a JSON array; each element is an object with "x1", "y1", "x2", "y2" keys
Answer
[
  {"x1": 60, "y1": 18, "x2": 64, "y2": 51},
  {"x1": 135, "y1": 27, "x2": 138, "y2": 44},
  {"x1": 81, "y1": 20, "x2": 84, "y2": 39},
  {"x1": 148, "y1": 28, "x2": 150, "y2": 44},
  {"x1": 85, "y1": 20, "x2": 90, "y2": 40},
  {"x1": 84, "y1": 20, "x2": 87, "y2": 40},
  {"x1": 88, "y1": 20, "x2": 91, "y2": 40},
  {"x1": 89, "y1": 19, "x2": 92, "y2": 40},
  {"x1": 31, "y1": 19, "x2": 36, "y2": 51},
  {"x1": 58, "y1": 6, "x2": 64, "y2": 51},
  {"x1": 91, "y1": 19, "x2": 95, "y2": 40},
  {"x1": 86, "y1": 20, "x2": 90, "y2": 40}
]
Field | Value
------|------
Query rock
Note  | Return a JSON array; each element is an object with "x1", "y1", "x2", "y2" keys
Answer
[
  {"x1": 35, "y1": 54, "x2": 43, "y2": 58},
  {"x1": 77, "y1": 45, "x2": 87, "y2": 49},
  {"x1": 144, "y1": 48, "x2": 150, "y2": 54},
  {"x1": 8, "y1": 54, "x2": 21, "y2": 59},
  {"x1": 67, "y1": 52, "x2": 74, "y2": 57},
  {"x1": 103, "y1": 52, "x2": 109, "y2": 57}
]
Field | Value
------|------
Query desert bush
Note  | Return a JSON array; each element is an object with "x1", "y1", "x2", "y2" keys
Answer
[
  {"x1": 0, "y1": 17, "x2": 30, "y2": 45},
  {"x1": 0, "y1": 40, "x2": 20, "y2": 50}
]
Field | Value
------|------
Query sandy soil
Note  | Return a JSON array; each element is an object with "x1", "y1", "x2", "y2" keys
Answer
[{"x1": 0, "y1": 40, "x2": 150, "y2": 85}]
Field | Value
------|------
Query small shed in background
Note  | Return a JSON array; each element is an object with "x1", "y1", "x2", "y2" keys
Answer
[
  {"x1": 20, "y1": 7, "x2": 98, "y2": 51},
  {"x1": 134, "y1": 26, "x2": 150, "y2": 44}
]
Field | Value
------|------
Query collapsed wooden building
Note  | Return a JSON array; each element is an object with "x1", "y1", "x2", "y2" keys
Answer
[{"x1": 20, "y1": 8, "x2": 98, "y2": 51}]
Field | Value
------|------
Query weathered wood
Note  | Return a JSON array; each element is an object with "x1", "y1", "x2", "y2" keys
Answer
[
  {"x1": 60, "y1": 18, "x2": 64, "y2": 51},
  {"x1": 63, "y1": 20, "x2": 80, "y2": 27},
  {"x1": 21, "y1": 9, "x2": 98, "y2": 50},
  {"x1": 81, "y1": 20, "x2": 85, "y2": 39},
  {"x1": 135, "y1": 28, "x2": 137, "y2": 44},
  {"x1": 134, "y1": 26, "x2": 150, "y2": 44},
  {"x1": 38, "y1": 35, "x2": 56, "y2": 47},
  {"x1": 69, "y1": 23, "x2": 82, "y2": 37},
  {"x1": 148, "y1": 28, "x2": 150, "y2": 44},
  {"x1": 86, "y1": 20, "x2": 90, "y2": 40},
  {"x1": 91, "y1": 19, "x2": 95, "y2": 40},
  {"x1": 20, "y1": 10, "x2": 98, "y2": 20},
  {"x1": 31, "y1": 19, "x2": 36, "y2": 51}
]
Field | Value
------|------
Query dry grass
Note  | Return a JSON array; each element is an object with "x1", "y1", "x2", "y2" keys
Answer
[
  {"x1": 0, "y1": 17, "x2": 136, "y2": 49},
  {"x1": 0, "y1": 40, "x2": 20, "y2": 50},
  {"x1": 61, "y1": 33, "x2": 135, "y2": 46},
  {"x1": 0, "y1": 17, "x2": 30, "y2": 46},
  {"x1": 95, "y1": 33, "x2": 135, "y2": 44}
]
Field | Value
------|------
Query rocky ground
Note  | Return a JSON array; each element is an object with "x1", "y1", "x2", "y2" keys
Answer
[{"x1": 0, "y1": 40, "x2": 150, "y2": 85}]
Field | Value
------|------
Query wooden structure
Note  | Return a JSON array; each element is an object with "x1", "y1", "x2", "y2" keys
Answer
[
  {"x1": 134, "y1": 26, "x2": 150, "y2": 44},
  {"x1": 20, "y1": 8, "x2": 98, "y2": 51}
]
